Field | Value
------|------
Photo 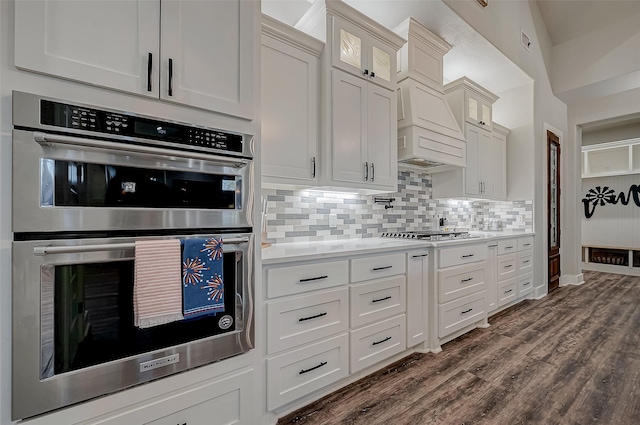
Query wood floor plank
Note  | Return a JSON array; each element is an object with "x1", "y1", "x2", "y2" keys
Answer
[{"x1": 277, "y1": 271, "x2": 640, "y2": 425}]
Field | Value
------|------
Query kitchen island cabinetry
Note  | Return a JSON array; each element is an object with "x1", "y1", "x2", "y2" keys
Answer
[
  {"x1": 15, "y1": 0, "x2": 257, "y2": 119},
  {"x1": 261, "y1": 16, "x2": 323, "y2": 187}
]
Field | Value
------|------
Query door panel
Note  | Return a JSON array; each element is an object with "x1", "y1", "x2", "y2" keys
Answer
[
  {"x1": 464, "y1": 126, "x2": 480, "y2": 195},
  {"x1": 366, "y1": 84, "x2": 396, "y2": 189},
  {"x1": 331, "y1": 69, "x2": 368, "y2": 184},
  {"x1": 160, "y1": 0, "x2": 254, "y2": 118},
  {"x1": 15, "y1": 0, "x2": 160, "y2": 97},
  {"x1": 548, "y1": 131, "x2": 561, "y2": 292}
]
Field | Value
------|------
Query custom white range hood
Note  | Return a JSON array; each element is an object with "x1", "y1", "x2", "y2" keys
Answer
[{"x1": 394, "y1": 18, "x2": 467, "y2": 170}]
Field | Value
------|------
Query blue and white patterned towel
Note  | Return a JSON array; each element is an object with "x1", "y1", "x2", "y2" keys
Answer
[{"x1": 181, "y1": 237, "x2": 225, "y2": 319}]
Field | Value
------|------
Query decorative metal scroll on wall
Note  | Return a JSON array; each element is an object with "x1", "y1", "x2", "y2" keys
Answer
[{"x1": 583, "y1": 185, "x2": 640, "y2": 218}]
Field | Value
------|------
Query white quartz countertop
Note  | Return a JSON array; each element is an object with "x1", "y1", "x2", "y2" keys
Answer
[{"x1": 262, "y1": 231, "x2": 535, "y2": 265}]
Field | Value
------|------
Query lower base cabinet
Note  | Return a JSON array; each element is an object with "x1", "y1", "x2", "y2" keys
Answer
[
  {"x1": 91, "y1": 369, "x2": 254, "y2": 425},
  {"x1": 350, "y1": 314, "x2": 406, "y2": 373}
]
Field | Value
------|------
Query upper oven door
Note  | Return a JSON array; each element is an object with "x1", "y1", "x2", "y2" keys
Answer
[{"x1": 12, "y1": 128, "x2": 253, "y2": 233}]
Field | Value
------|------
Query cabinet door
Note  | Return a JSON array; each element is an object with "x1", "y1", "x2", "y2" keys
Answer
[
  {"x1": 366, "y1": 84, "x2": 397, "y2": 190},
  {"x1": 261, "y1": 36, "x2": 318, "y2": 184},
  {"x1": 481, "y1": 100, "x2": 493, "y2": 130},
  {"x1": 485, "y1": 245, "x2": 497, "y2": 313},
  {"x1": 489, "y1": 131, "x2": 507, "y2": 199},
  {"x1": 406, "y1": 252, "x2": 428, "y2": 347},
  {"x1": 331, "y1": 69, "x2": 368, "y2": 184},
  {"x1": 369, "y1": 40, "x2": 396, "y2": 91},
  {"x1": 464, "y1": 126, "x2": 481, "y2": 196},
  {"x1": 476, "y1": 129, "x2": 494, "y2": 197},
  {"x1": 331, "y1": 16, "x2": 367, "y2": 79},
  {"x1": 161, "y1": 0, "x2": 255, "y2": 119},
  {"x1": 15, "y1": 0, "x2": 160, "y2": 97}
]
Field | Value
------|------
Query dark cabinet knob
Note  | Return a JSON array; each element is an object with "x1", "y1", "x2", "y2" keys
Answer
[
  {"x1": 370, "y1": 71, "x2": 375, "y2": 78},
  {"x1": 363, "y1": 69, "x2": 369, "y2": 75}
]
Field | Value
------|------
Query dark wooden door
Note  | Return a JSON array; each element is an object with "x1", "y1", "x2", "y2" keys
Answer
[{"x1": 548, "y1": 131, "x2": 560, "y2": 292}]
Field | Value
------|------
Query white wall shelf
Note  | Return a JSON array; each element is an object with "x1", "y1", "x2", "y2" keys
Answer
[{"x1": 582, "y1": 138, "x2": 640, "y2": 178}]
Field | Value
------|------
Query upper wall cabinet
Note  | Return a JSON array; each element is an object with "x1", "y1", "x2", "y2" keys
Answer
[
  {"x1": 261, "y1": 15, "x2": 324, "y2": 187},
  {"x1": 444, "y1": 77, "x2": 497, "y2": 132},
  {"x1": 15, "y1": 0, "x2": 257, "y2": 119},
  {"x1": 582, "y1": 138, "x2": 640, "y2": 178},
  {"x1": 331, "y1": 16, "x2": 397, "y2": 91}
]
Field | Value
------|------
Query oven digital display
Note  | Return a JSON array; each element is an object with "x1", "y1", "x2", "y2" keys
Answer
[{"x1": 134, "y1": 120, "x2": 183, "y2": 141}]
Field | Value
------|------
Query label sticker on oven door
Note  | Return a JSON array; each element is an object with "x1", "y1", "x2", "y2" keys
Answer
[
  {"x1": 219, "y1": 315, "x2": 233, "y2": 330},
  {"x1": 139, "y1": 354, "x2": 179, "y2": 373},
  {"x1": 222, "y1": 180, "x2": 236, "y2": 191}
]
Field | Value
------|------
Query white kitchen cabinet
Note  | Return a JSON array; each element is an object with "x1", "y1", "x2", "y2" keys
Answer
[
  {"x1": 330, "y1": 15, "x2": 397, "y2": 91},
  {"x1": 406, "y1": 251, "x2": 429, "y2": 348},
  {"x1": 330, "y1": 68, "x2": 397, "y2": 191},
  {"x1": 581, "y1": 138, "x2": 640, "y2": 178},
  {"x1": 86, "y1": 369, "x2": 254, "y2": 425},
  {"x1": 305, "y1": 0, "x2": 404, "y2": 194},
  {"x1": 261, "y1": 16, "x2": 323, "y2": 186},
  {"x1": 485, "y1": 243, "x2": 498, "y2": 313},
  {"x1": 435, "y1": 242, "x2": 488, "y2": 343},
  {"x1": 15, "y1": 0, "x2": 256, "y2": 119},
  {"x1": 263, "y1": 247, "x2": 411, "y2": 411},
  {"x1": 433, "y1": 78, "x2": 507, "y2": 200},
  {"x1": 489, "y1": 236, "x2": 535, "y2": 314}
]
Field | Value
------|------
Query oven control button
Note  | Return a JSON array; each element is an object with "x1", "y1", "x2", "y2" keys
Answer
[{"x1": 219, "y1": 315, "x2": 233, "y2": 330}]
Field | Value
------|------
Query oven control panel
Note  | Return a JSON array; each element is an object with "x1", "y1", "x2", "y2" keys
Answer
[{"x1": 39, "y1": 99, "x2": 244, "y2": 154}]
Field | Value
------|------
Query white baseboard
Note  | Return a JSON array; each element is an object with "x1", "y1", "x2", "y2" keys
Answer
[
  {"x1": 560, "y1": 273, "x2": 585, "y2": 286},
  {"x1": 534, "y1": 285, "x2": 547, "y2": 299}
]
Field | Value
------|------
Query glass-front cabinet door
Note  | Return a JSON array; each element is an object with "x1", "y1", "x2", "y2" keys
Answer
[{"x1": 331, "y1": 16, "x2": 396, "y2": 91}]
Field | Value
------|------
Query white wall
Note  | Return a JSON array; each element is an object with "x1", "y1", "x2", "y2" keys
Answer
[
  {"x1": 551, "y1": 12, "x2": 640, "y2": 105},
  {"x1": 582, "y1": 122, "x2": 640, "y2": 146},
  {"x1": 442, "y1": 0, "x2": 568, "y2": 296},
  {"x1": 581, "y1": 174, "x2": 640, "y2": 249},
  {"x1": 493, "y1": 82, "x2": 534, "y2": 200}
]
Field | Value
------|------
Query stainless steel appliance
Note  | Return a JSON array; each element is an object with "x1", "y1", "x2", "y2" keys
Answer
[
  {"x1": 380, "y1": 230, "x2": 476, "y2": 241},
  {"x1": 11, "y1": 92, "x2": 255, "y2": 420}
]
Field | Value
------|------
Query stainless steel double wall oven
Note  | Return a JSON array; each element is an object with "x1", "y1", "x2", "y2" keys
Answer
[{"x1": 11, "y1": 91, "x2": 255, "y2": 420}]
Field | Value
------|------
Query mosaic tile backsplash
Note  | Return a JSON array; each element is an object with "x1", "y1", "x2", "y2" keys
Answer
[{"x1": 263, "y1": 170, "x2": 533, "y2": 244}]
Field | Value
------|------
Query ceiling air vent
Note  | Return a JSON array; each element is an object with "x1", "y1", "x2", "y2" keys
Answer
[{"x1": 521, "y1": 30, "x2": 531, "y2": 52}]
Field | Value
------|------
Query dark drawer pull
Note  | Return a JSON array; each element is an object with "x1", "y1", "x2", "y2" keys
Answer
[
  {"x1": 412, "y1": 253, "x2": 428, "y2": 258},
  {"x1": 372, "y1": 336, "x2": 392, "y2": 346},
  {"x1": 523, "y1": 243, "x2": 531, "y2": 247},
  {"x1": 523, "y1": 281, "x2": 531, "y2": 286},
  {"x1": 504, "y1": 264, "x2": 513, "y2": 268},
  {"x1": 299, "y1": 275, "x2": 328, "y2": 283},
  {"x1": 505, "y1": 289, "x2": 513, "y2": 293},
  {"x1": 372, "y1": 265, "x2": 392, "y2": 271},
  {"x1": 488, "y1": 244, "x2": 498, "y2": 248},
  {"x1": 461, "y1": 277, "x2": 474, "y2": 283},
  {"x1": 372, "y1": 295, "x2": 392, "y2": 303},
  {"x1": 461, "y1": 308, "x2": 473, "y2": 314},
  {"x1": 299, "y1": 312, "x2": 327, "y2": 322},
  {"x1": 461, "y1": 254, "x2": 475, "y2": 258},
  {"x1": 300, "y1": 361, "x2": 327, "y2": 374},
  {"x1": 523, "y1": 260, "x2": 530, "y2": 264},
  {"x1": 505, "y1": 246, "x2": 514, "y2": 249}
]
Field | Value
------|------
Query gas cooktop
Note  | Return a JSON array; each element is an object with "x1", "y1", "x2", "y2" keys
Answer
[{"x1": 380, "y1": 230, "x2": 476, "y2": 241}]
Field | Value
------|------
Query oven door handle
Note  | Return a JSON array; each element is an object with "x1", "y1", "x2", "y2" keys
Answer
[
  {"x1": 33, "y1": 237, "x2": 250, "y2": 256},
  {"x1": 33, "y1": 132, "x2": 249, "y2": 168}
]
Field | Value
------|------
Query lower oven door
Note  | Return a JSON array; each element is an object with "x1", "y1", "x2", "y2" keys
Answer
[{"x1": 12, "y1": 232, "x2": 254, "y2": 420}]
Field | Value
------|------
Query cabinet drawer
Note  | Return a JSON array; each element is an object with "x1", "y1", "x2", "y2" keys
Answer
[
  {"x1": 438, "y1": 291, "x2": 486, "y2": 338},
  {"x1": 497, "y1": 278, "x2": 517, "y2": 307},
  {"x1": 518, "y1": 272, "x2": 534, "y2": 298},
  {"x1": 267, "y1": 333, "x2": 349, "y2": 411},
  {"x1": 350, "y1": 315, "x2": 406, "y2": 373},
  {"x1": 496, "y1": 253, "x2": 517, "y2": 281},
  {"x1": 266, "y1": 260, "x2": 348, "y2": 299},
  {"x1": 438, "y1": 262, "x2": 486, "y2": 304},
  {"x1": 350, "y1": 275, "x2": 406, "y2": 328},
  {"x1": 267, "y1": 288, "x2": 349, "y2": 354},
  {"x1": 438, "y1": 244, "x2": 487, "y2": 269},
  {"x1": 350, "y1": 253, "x2": 405, "y2": 283},
  {"x1": 518, "y1": 251, "x2": 533, "y2": 274},
  {"x1": 518, "y1": 236, "x2": 534, "y2": 252},
  {"x1": 497, "y1": 238, "x2": 518, "y2": 256}
]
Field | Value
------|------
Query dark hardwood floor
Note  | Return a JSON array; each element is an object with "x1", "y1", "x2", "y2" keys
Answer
[{"x1": 278, "y1": 271, "x2": 640, "y2": 425}]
